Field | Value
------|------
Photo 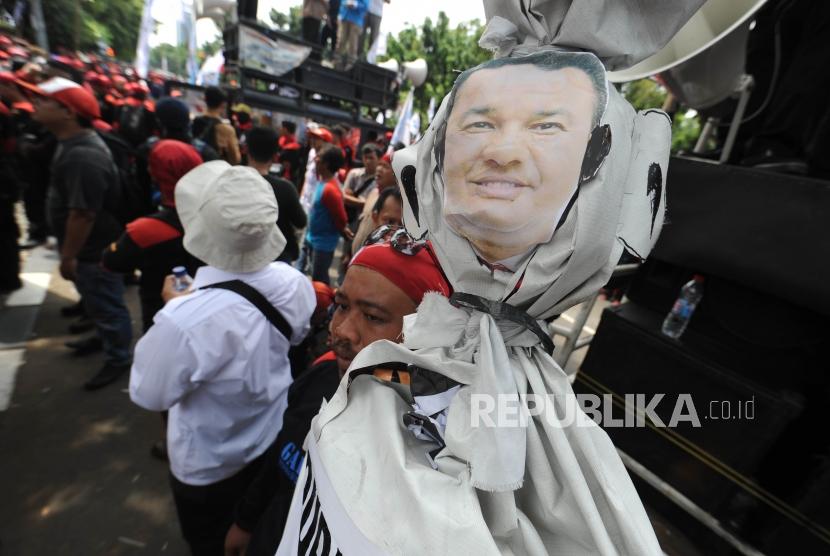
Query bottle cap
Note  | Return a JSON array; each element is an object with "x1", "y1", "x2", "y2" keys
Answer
[{"x1": 172, "y1": 266, "x2": 187, "y2": 276}]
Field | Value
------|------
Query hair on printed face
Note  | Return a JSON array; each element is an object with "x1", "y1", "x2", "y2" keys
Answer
[{"x1": 434, "y1": 51, "x2": 609, "y2": 174}]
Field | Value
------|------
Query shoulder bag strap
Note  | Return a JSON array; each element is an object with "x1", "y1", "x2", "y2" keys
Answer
[{"x1": 200, "y1": 279, "x2": 294, "y2": 341}]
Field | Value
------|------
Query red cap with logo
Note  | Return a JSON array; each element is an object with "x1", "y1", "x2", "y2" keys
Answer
[
  {"x1": 17, "y1": 76, "x2": 101, "y2": 120},
  {"x1": 307, "y1": 127, "x2": 333, "y2": 143}
]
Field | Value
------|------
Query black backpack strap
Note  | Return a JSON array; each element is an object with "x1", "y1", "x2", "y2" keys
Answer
[
  {"x1": 353, "y1": 174, "x2": 375, "y2": 197},
  {"x1": 200, "y1": 280, "x2": 294, "y2": 341}
]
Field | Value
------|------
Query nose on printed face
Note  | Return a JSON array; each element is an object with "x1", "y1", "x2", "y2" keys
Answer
[{"x1": 480, "y1": 130, "x2": 529, "y2": 168}]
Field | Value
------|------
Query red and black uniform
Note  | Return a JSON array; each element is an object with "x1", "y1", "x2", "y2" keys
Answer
[
  {"x1": 117, "y1": 95, "x2": 158, "y2": 147},
  {"x1": 102, "y1": 209, "x2": 202, "y2": 331},
  {"x1": 0, "y1": 100, "x2": 21, "y2": 291},
  {"x1": 278, "y1": 133, "x2": 302, "y2": 185},
  {"x1": 101, "y1": 90, "x2": 123, "y2": 126}
]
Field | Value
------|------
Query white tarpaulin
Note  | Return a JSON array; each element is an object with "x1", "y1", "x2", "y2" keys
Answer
[{"x1": 239, "y1": 25, "x2": 311, "y2": 76}]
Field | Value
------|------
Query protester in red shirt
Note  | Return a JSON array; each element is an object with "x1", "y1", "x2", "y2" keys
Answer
[
  {"x1": 296, "y1": 145, "x2": 354, "y2": 284},
  {"x1": 277, "y1": 120, "x2": 302, "y2": 185}
]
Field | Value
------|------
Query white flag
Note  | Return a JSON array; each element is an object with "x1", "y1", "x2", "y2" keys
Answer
[
  {"x1": 185, "y1": 1, "x2": 199, "y2": 84},
  {"x1": 408, "y1": 111, "x2": 421, "y2": 142},
  {"x1": 134, "y1": 0, "x2": 156, "y2": 79},
  {"x1": 427, "y1": 96, "x2": 436, "y2": 123},
  {"x1": 391, "y1": 89, "x2": 414, "y2": 146}
]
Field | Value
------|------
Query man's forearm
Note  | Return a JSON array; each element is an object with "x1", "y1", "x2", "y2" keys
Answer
[
  {"x1": 342, "y1": 192, "x2": 365, "y2": 208},
  {"x1": 62, "y1": 209, "x2": 96, "y2": 260}
]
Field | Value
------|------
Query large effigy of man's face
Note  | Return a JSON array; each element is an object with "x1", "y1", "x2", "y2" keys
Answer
[{"x1": 442, "y1": 62, "x2": 599, "y2": 264}]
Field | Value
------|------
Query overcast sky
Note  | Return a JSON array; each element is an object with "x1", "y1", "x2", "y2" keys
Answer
[{"x1": 151, "y1": 0, "x2": 486, "y2": 47}]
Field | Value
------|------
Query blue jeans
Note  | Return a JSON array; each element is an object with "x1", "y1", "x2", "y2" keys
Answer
[
  {"x1": 74, "y1": 262, "x2": 133, "y2": 365},
  {"x1": 295, "y1": 240, "x2": 335, "y2": 285}
]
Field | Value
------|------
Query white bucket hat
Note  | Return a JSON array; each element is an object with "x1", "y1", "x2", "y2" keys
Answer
[{"x1": 175, "y1": 160, "x2": 286, "y2": 273}]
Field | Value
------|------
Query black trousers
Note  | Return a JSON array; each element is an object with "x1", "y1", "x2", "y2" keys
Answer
[
  {"x1": 169, "y1": 454, "x2": 265, "y2": 556},
  {"x1": 302, "y1": 17, "x2": 322, "y2": 61},
  {"x1": 302, "y1": 16, "x2": 322, "y2": 44},
  {"x1": 0, "y1": 199, "x2": 21, "y2": 292}
]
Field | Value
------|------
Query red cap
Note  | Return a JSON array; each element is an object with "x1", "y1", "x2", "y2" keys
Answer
[
  {"x1": 12, "y1": 101, "x2": 34, "y2": 113},
  {"x1": 92, "y1": 118, "x2": 112, "y2": 132},
  {"x1": 7, "y1": 46, "x2": 27, "y2": 58},
  {"x1": 307, "y1": 127, "x2": 333, "y2": 143},
  {"x1": 312, "y1": 281, "x2": 335, "y2": 310},
  {"x1": 17, "y1": 76, "x2": 101, "y2": 120},
  {"x1": 350, "y1": 243, "x2": 451, "y2": 305}
]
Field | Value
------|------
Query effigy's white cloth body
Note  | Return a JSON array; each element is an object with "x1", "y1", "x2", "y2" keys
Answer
[
  {"x1": 278, "y1": 294, "x2": 663, "y2": 555},
  {"x1": 276, "y1": 1, "x2": 706, "y2": 554}
]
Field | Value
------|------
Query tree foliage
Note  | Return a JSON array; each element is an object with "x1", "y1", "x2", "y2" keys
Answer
[
  {"x1": 270, "y1": 6, "x2": 303, "y2": 36},
  {"x1": 382, "y1": 12, "x2": 491, "y2": 129},
  {"x1": 621, "y1": 78, "x2": 702, "y2": 152},
  {"x1": 149, "y1": 43, "x2": 189, "y2": 77},
  {"x1": 29, "y1": 0, "x2": 143, "y2": 58}
]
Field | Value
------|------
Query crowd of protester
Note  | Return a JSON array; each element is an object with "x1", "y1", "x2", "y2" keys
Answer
[{"x1": 0, "y1": 29, "x2": 424, "y2": 555}]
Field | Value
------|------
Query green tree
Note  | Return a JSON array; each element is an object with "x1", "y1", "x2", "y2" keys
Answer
[
  {"x1": 200, "y1": 37, "x2": 224, "y2": 60},
  {"x1": 149, "y1": 43, "x2": 189, "y2": 77},
  {"x1": 382, "y1": 12, "x2": 491, "y2": 130},
  {"x1": 270, "y1": 6, "x2": 302, "y2": 35},
  {"x1": 32, "y1": 0, "x2": 143, "y2": 58},
  {"x1": 621, "y1": 78, "x2": 703, "y2": 153}
]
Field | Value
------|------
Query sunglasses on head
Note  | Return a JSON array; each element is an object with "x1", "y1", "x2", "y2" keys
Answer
[{"x1": 363, "y1": 224, "x2": 428, "y2": 256}]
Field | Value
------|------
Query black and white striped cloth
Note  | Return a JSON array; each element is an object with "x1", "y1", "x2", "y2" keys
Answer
[{"x1": 296, "y1": 459, "x2": 341, "y2": 556}]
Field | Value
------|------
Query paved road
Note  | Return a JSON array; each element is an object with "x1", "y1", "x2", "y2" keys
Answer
[{"x1": 0, "y1": 248, "x2": 187, "y2": 556}]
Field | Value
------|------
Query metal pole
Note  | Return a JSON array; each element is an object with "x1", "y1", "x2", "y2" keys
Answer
[
  {"x1": 694, "y1": 116, "x2": 719, "y2": 154},
  {"x1": 719, "y1": 75, "x2": 755, "y2": 164},
  {"x1": 618, "y1": 449, "x2": 766, "y2": 556},
  {"x1": 554, "y1": 292, "x2": 598, "y2": 367}
]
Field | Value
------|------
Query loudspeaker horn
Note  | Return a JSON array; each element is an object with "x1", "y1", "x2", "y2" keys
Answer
[
  {"x1": 402, "y1": 58, "x2": 428, "y2": 87},
  {"x1": 607, "y1": 0, "x2": 767, "y2": 109},
  {"x1": 377, "y1": 58, "x2": 400, "y2": 74}
]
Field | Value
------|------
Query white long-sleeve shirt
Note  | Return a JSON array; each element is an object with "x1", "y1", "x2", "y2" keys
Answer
[{"x1": 130, "y1": 263, "x2": 315, "y2": 485}]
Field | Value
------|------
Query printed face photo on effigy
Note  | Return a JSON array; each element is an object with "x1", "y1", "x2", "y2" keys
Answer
[{"x1": 439, "y1": 51, "x2": 608, "y2": 265}]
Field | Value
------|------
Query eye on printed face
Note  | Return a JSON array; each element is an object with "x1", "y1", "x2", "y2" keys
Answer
[{"x1": 442, "y1": 64, "x2": 598, "y2": 263}]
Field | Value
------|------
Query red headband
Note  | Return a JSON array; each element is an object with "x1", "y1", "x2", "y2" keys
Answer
[
  {"x1": 349, "y1": 243, "x2": 451, "y2": 305},
  {"x1": 149, "y1": 140, "x2": 203, "y2": 207}
]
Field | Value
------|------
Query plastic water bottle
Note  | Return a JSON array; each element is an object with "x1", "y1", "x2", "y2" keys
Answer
[
  {"x1": 661, "y1": 275, "x2": 705, "y2": 339},
  {"x1": 172, "y1": 266, "x2": 191, "y2": 292}
]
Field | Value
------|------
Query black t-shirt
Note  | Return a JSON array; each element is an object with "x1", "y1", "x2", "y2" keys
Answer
[
  {"x1": 238, "y1": 355, "x2": 341, "y2": 556},
  {"x1": 47, "y1": 131, "x2": 123, "y2": 262},
  {"x1": 263, "y1": 172, "x2": 308, "y2": 262}
]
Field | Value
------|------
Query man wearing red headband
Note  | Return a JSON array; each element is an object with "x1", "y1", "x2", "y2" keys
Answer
[{"x1": 224, "y1": 236, "x2": 451, "y2": 556}]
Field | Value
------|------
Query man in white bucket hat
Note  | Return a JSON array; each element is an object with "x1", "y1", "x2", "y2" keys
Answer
[{"x1": 129, "y1": 160, "x2": 316, "y2": 555}]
